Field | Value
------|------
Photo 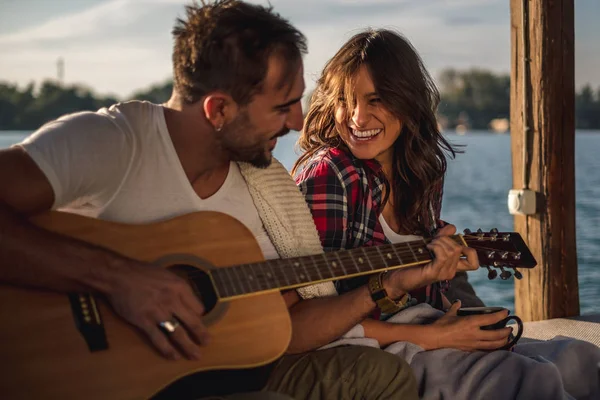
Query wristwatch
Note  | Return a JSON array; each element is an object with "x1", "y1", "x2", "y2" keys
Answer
[{"x1": 368, "y1": 271, "x2": 410, "y2": 314}]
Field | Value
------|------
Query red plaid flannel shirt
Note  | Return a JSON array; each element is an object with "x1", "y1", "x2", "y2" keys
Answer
[{"x1": 296, "y1": 147, "x2": 445, "y2": 311}]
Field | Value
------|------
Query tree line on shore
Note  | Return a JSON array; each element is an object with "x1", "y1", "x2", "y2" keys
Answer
[{"x1": 1, "y1": 69, "x2": 599, "y2": 131}]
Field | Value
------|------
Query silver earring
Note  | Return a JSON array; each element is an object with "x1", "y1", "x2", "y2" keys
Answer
[{"x1": 216, "y1": 124, "x2": 223, "y2": 132}]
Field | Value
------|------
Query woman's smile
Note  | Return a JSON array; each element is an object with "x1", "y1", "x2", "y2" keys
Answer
[{"x1": 350, "y1": 128, "x2": 383, "y2": 141}]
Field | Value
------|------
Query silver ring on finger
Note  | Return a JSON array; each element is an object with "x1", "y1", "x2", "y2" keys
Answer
[{"x1": 158, "y1": 318, "x2": 180, "y2": 335}]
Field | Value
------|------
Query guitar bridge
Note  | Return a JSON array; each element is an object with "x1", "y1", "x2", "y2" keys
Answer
[{"x1": 68, "y1": 292, "x2": 108, "y2": 352}]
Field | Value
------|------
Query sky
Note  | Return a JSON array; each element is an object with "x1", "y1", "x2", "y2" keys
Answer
[{"x1": 0, "y1": 0, "x2": 598, "y2": 99}]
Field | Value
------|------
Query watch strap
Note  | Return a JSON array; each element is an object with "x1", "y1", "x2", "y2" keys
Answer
[{"x1": 367, "y1": 272, "x2": 410, "y2": 314}]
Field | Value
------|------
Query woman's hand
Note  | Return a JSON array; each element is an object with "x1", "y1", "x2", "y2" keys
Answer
[
  {"x1": 429, "y1": 300, "x2": 512, "y2": 351},
  {"x1": 434, "y1": 224, "x2": 480, "y2": 273},
  {"x1": 384, "y1": 224, "x2": 478, "y2": 298}
]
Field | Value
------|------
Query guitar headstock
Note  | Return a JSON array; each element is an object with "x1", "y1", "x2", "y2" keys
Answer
[{"x1": 462, "y1": 228, "x2": 537, "y2": 280}]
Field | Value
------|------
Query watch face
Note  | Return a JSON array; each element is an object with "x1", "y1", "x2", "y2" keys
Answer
[{"x1": 371, "y1": 290, "x2": 387, "y2": 302}]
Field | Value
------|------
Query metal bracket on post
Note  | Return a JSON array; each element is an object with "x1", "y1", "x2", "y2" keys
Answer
[{"x1": 508, "y1": 189, "x2": 536, "y2": 215}]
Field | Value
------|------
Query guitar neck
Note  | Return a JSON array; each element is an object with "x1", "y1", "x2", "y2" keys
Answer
[{"x1": 210, "y1": 235, "x2": 466, "y2": 299}]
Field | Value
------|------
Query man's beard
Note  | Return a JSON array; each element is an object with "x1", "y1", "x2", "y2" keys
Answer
[{"x1": 219, "y1": 112, "x2": 289, "y2": 169}]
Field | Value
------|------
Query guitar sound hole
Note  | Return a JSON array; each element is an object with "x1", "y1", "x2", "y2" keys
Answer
[{"x1": 168, "y1": 264, "x2": 218, "y2": 314}]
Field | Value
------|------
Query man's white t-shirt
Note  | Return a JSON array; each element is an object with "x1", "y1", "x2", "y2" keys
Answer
[{"x1": 18, "y1": 100, "x2": 279, "y2": 260}]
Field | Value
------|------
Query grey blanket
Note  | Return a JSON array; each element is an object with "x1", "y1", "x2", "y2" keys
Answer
[{"x1": 320, "y1": 304, "x2": 600, "y2": 400}]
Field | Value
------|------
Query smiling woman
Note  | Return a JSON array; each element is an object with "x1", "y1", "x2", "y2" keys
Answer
[{"x1": 294, "y1": 28, "x2": 458, "y2": 243}]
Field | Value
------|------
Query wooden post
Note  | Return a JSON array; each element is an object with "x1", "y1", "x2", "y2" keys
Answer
[{"x1": 510, "y1": 0, "x2": 579, "y2": 321}]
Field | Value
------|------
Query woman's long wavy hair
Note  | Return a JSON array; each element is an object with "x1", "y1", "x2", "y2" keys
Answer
[{"x1": 293, "y1": 29, "x2": 459, "y2": 235}]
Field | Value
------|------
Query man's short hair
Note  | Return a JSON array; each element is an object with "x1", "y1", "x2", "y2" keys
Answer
[{"x1": 172, "y1": 0, "x2": 307, "y2": 105}]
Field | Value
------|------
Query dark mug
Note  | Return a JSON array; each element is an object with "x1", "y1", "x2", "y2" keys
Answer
[{"x1": 457, "y1": 306, "x2": 523, "y2": 350}]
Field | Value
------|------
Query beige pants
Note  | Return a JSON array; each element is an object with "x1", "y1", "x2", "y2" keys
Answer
[{"x1": 265, "y1": 346, "x2": 418, "y2": 400}]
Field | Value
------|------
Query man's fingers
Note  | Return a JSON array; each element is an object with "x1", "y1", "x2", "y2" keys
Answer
[
  {"x1": 179, "y1": 288, "x2": 206, "y2": 317},
  {"x1": 176, "y1": 286, "x2": 210, "y2": 345},
  {"x1": 175, "y1": 306, "x2": 210, "y2": 346},
  {"x1": 147, "y1": 300, "x2": 206, "y2": 360},
  {"x1": 167, "y1": 323, "x2": 203, "y2": 360},
  {"x1": 146, "y1": 324, "x2": 181, "y2": 360}
]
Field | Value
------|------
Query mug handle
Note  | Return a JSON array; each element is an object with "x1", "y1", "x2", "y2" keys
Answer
[{"x1": 497, "y1": 315, "x2": 523, "y2": 350}]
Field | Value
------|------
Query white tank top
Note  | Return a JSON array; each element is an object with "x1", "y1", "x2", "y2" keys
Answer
[{"x1": 378, "y1": 214, "x2": 423, "y2": 244}]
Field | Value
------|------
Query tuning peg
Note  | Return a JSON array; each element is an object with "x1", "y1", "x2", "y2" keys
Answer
[
  {"x1": 513, "y1": 252, "x2": 521, "y2": 260},
  {"x1": 512, "y1": 268, "x2": 523, "y2": 279},
  {"x1": 502, "y1": 233, "x2": 511, "y2": 241},
  {"x1": 499, "y1": 266, "x2": 512, "y2": 280},
  {"x1": 485, "y1": 266, "x2": 498, "y2": 280},
  {"x1": 487, "y1": 250, "x2": 496, "y2": 259},
  {"x1": 477, "y1": 228, "x2": 483, "y2": 233},
  {"x1": 463, "y1": 228, "x2": 472, "y2": 234},
  {"x1": 500, "y1": 251, "x2": 509, "y2": 260},
  {"x1": 490, "y1": 228, "x2": 498, "y2": 233}
]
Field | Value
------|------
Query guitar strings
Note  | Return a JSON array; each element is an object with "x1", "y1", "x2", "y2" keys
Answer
[
  {"x1": 215, "y1": 251, "x2": 523, "y2": 297},
  {"x1": 187, "y1": 235, "x2": 508, "y2": 282},
  {"x1": 184, "y1": 236, "x2": 520, "y2": 296},
  {"x1": 186, "y1": 240, "x2": 431, "y2": 282},
  {"x1": 195, "y1": 240, "x2": 507, "y2": 283},
  {"x1": 210, "y1": 245, "x2": 434, "y2": 296}
]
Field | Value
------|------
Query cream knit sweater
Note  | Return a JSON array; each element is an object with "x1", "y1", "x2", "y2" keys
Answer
[{"x1": 238, "y1": 158, "x2": 337, "y2": 299}]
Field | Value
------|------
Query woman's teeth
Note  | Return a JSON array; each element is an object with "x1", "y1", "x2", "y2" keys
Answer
[{"x1": 351, "y1": 128, "x2": 382, "y2": 140}]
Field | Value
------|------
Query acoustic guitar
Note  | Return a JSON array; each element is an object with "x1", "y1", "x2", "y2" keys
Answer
[{"x1": 0, "y1": 211, "x2": 536, "y2": 399}]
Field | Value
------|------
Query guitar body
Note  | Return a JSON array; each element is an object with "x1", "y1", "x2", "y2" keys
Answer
[{"x1": 0, "y1": 211, "x2": 291, "y2": 400}]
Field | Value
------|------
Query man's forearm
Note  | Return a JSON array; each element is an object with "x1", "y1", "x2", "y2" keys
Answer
[
  {"x1": 0, "y1": 203, "x2": 130, "y2": 294},
  {"x1": 285, "y1": 285, "x2": 376, "y2": 353}
]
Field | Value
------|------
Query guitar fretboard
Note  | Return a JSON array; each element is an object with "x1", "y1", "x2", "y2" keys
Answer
[{"x1": 209, "y1": 236, "x2": 462, "y2": 299}]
